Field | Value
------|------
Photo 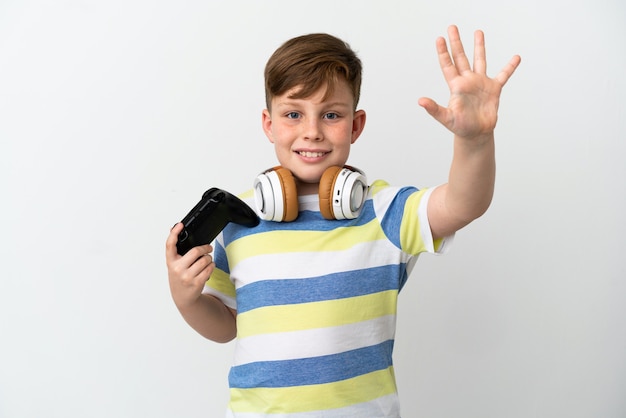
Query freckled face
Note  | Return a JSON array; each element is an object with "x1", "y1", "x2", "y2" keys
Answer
[{"x1": 262, "y1": 81, "x2": 366, "y2": 195}]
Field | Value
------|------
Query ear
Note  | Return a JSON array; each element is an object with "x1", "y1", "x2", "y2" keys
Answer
[
  {"x1": 350, "y1": 109, "x2": 366, "y2": 144},
  {"x1": 262, "y1": 109, "x2": 274, "y2": 143}
]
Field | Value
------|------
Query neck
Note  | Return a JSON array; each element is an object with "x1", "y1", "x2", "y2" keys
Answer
[{"x1": 296, "y1": 180, "x2": 319, "y2": 196}]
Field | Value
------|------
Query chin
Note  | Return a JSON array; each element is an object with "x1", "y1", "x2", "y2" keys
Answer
[
  {"x1": 294, "y1": 173, "x2": 322, "y2": 185},
  {"x1": 287, "y1": 165, "x2": 320, "y2": 179}
]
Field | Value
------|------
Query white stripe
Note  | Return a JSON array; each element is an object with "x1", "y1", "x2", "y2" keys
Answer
[
  {"x1": 297, "y1": 194, "x2": 322, "y2": 211},
  {"x1": 224, "y1": 392, "x2": 401, "y2": 418},
  {"x1": 372, "y1": 185, "x2": 403, "y2": 220},
  {"x1": 232, "y1": 239, "x2": 411, "y2": 286},
  {"x1": 233, "y1": 315, "x2": 397, "y2": 366},
  {"x1": 202, "y1": 286, "x2": 236, "y2": 309}
]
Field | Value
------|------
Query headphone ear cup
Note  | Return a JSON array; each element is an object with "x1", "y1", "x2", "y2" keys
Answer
[
  {"x1": 319, "y1": 166, "x2": 342, "y2": 220},
  {"x1": 273, "y1": 167, "x2": 299, "y2": 222},
  {"x1": 339, "y1": 169, "x2": 367, "y2": 219},
  {"x1": 254, "y1": 166, "x2": 298, "y2": 222},
  {"x1": 320, "y1": 166, "x2": 368, "y2": 220},
  {"x1": 254, "y1": 171, "x2": 276, "y2": 221}
]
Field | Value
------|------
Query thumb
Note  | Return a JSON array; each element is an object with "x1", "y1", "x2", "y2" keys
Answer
[{"x1": 418, "y1": 97, "x2": 451, "y2": 128}]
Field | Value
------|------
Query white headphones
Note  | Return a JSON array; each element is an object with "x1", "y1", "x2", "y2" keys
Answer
[{"x1": 253, "y1": 165, "x2": 368, "y2": 222}]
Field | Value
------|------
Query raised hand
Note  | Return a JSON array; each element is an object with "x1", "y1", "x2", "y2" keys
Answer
[{"x1": 418, "y1": 25, "x2": 521, "y2": 141}]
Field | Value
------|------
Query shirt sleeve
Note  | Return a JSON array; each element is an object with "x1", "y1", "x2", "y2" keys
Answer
[
  {"x1": 373, "y1": 180, "x2": 453, "y2": 256},
  {"x1": 416, "y1": 185, "x2": 454, "y2": 254},
  {"x1": 202, "y1": 237, "x2": 238, "y2": 310}
]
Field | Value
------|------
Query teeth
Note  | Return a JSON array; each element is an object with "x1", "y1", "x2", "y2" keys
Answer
[{"x1": 298, "y1": 151, "x2": 325, "y2": 157}]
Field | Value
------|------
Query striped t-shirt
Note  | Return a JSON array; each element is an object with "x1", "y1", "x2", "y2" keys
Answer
[{"x1": 205, "y1": 180, "x2": 450, "y2": 417}]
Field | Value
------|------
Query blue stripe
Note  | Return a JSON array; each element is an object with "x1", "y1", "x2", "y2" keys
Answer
[
  {"x1": 398, "y1": 270, "x2": 409, "y2": 292},
  {"x1": 215, "y1": 219, "x2": 264, "y2": 274},
  {"x1": 221, "y1": 200, "x2": 377, "y2": 244},
  {"x1": 236, "y1": 264, "x2": 406, "y2": 314},
  {"x1": 213, "y1": 240, "x2": 229, "y2": 274},
  {"x1": 379, "y1": 186, "x2": 418, "y2": 249},
  {"x1": 228, "y1": 340, "x2": 394, "y2": 389}
]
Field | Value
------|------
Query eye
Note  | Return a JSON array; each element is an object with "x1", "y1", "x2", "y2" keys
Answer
[
  {"x1": 324, "y1": 112, "x2": 339, "y2": 120},
  {"x1": 286, "y1": 112, "x2": 300, "y2": 119}
]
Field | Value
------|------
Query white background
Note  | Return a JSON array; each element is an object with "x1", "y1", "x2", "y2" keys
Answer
[{"x1": 1, "y1": 1, "x2": 625, "y2": 417}]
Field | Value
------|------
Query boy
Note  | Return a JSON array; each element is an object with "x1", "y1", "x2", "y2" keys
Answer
[{"x1": 166, "y1": 25, "x2": 520, "y2": 417}]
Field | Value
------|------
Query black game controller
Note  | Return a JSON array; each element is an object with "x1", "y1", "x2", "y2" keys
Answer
[{"x1": 176, "y1": 188, "x2": 260, "y2": 255}]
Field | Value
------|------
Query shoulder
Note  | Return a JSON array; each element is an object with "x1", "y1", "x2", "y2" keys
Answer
[{"x1": 368, "y1": 179, "x2": 425, "y2": 216}]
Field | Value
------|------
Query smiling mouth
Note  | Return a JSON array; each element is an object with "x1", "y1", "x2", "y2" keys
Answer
[{"x1": 297, "y1": 151, "x2": 327, "y2": 158}]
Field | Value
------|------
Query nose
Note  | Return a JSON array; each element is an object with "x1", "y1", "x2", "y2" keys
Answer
[{"x1": 302, "y1": 118, "x2": 323, "y2": 141}]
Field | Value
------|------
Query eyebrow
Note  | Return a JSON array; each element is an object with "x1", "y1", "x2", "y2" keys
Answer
[{"x1": 274, "y1": 100, "x2": 352, "y2": 109}]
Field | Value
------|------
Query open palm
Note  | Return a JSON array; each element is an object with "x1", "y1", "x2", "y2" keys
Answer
[{"x1": 419, "y1": 26, "x2": 521, "y2": 140}]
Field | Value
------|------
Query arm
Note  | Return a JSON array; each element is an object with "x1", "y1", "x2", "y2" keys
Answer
[
  {"x1": 418, "y1": 25, "x2": 521, "y2": 239},
  {"x1": 165, "y1": 223, "x2": 237, "y2": 343}
]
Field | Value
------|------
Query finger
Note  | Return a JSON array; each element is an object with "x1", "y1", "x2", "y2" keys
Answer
[
  {"x1": 188, "y1": 252, "x2": 215, "y2": 280},
  {"x1": 187, "y1": 251, "x2": 217, "y2": 287},
  {"x1": 447, "y1": 25, "x2": 471, "y2": 74},
  {"x1": 195, "y1": 258, "x2": 216, "y2": 284},
  {"x1": 473, "y1": 30, "x2": 486, "y2": 74},
  {"x1": 166, "y1": 222, "x2": 184, "y2": 259},
  {"x1": 183, "y1": 244, "x2": 214, "y2": 264},
  {"x1": 418, "y1": 97, "x2": 452, "y2": 128},
  {"x1": 418, "y1": 97, "x2": 438, "y2": 114},
  {"x1": 494, "y1": 54, "x2": 522, "y2": 86},
  {"x1": 435, "y1": 37, "x2": 459, "y2": 84}
]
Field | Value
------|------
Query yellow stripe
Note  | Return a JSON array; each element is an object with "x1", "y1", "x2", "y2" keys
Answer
[
  {"x1": 206, "y1": 268, "x2": 236, "y2": 298},
  {"x1": 229, "y1": 366, "x2": 397, "y2": 413},
  {"x1": 237, "y1": 189, "x2": 255, "y2": 200},
  {"x1": 226, "y1": 219, "x2": 387, "y2": 268},
  {"x1": 369, "y1": 179, "x2": 391, "y2": 196},
  {"x1": 433, "y1": 237, "x2": 444, "y2": 252},
  {"x1": 237, "y1": 290, "x2": 397, "y2": 338}
]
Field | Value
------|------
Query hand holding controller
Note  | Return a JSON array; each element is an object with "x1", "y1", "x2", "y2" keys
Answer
[{"x1": 176, "y1": 188, "x2": 260, "y2": 255}]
